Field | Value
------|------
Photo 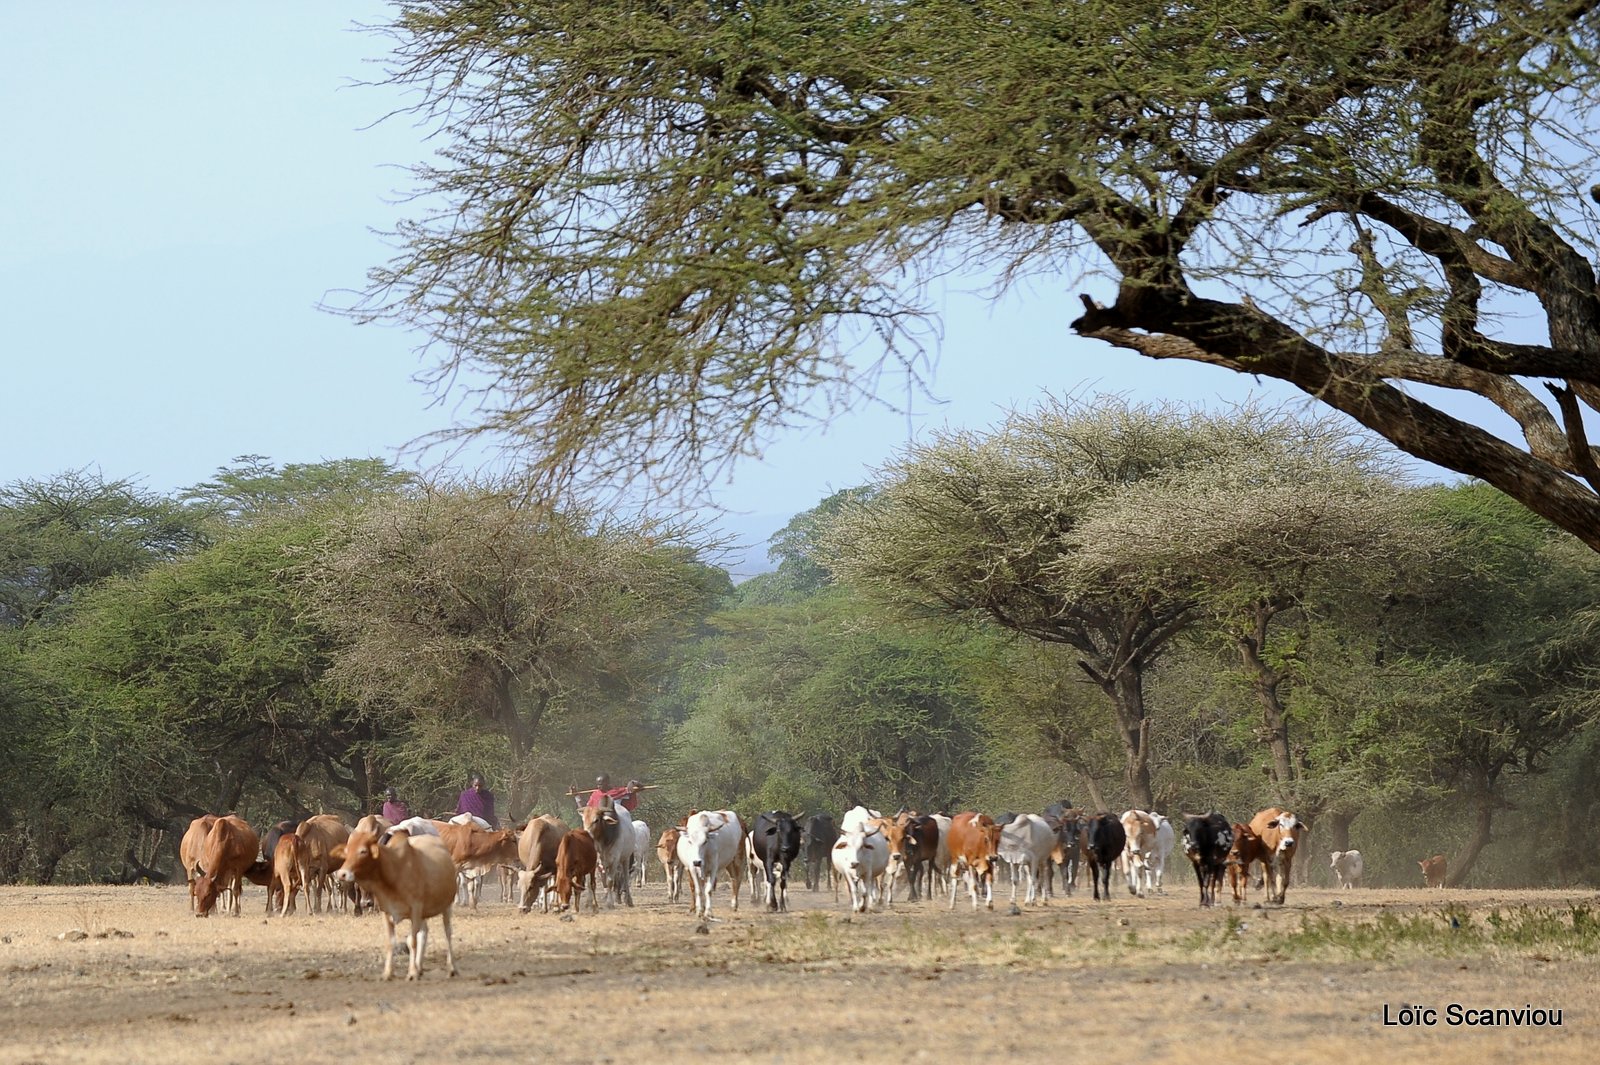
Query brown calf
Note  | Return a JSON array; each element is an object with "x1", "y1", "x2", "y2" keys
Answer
[
  {"x1": 1420, "y1": 854, "x2": 1447, "y2": 888},
  {"x1": 555, "y1": 829, "x2": 599, "y2": 914}
]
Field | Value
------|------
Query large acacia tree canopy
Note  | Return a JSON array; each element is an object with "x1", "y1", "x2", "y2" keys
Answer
[{"x1": 360, "y1": 0, "x2": 1600, "y2": 543}]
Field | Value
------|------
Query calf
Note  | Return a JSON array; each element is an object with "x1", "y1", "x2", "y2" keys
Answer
[
  {"x1": 802, "y1": 814, "x2": 839, "y2": 895},
  {"x1": 1248, "y1": 807, "x2": 1305, "y2": 904},
  {"x1": 516, "y1": 814, "x2": 570, "y2": 913},
  {"x1": 832, "y1": 824, "x2": 888, "y2": 913},
  {"x1": 272, "y1": 833, "x2": 307, "y2": 916},
  {"x1": 750, "y1": 811, "x2": 803, "y2": 912},
  {"x1": 657, "y1": 826, "x2": 684, "y2": 903},
  {"x1": 1330, "y1": 850, "x2": 1364, "y2": 889},
  {"x1": 1084, "y1": 813, "x2": 1126, "y2": 902},
  {"x1": 1181, "y1": 813, "x2": 1233, "y2": 908},
  {"x1": 1420, "y1": 853, "x2": 1447, "y2": 889},
  {"x1": 945, "y1": 812, "x2": 1001, "y2": 911},
  {"x1": 333, "y1": 827, "x2": 457, "y2": 981},
  {"x1": 1226, "y1": 823, "x2": 1268, "y2": 904},
  {"x1": 554, "y1": 829, "x2": 599, "y2": 914},
  {"x1": 192, "y1": 815, "x2": 261, "y2": 918},
  {"x1": 677, "y1": 810, "x2": 745, "y2": 919}
]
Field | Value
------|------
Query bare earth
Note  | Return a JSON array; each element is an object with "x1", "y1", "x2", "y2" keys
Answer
[{"x1": 0, "y1": 878, "x2": 1594, "y2": 1064}]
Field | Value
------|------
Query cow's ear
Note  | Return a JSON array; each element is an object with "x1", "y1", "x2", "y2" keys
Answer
[
  {"x1": 765, "y1": 826, "x2": 778, "y2": 836},
  {"x1": 330, "y1": 844, "x2": 345, "y2": 862},
  {"x1": 1265, "y1": 819, "x2": 1280, "y2": 829}
]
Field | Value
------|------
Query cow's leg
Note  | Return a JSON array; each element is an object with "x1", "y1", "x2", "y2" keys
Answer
[
  {"x1": 410, "y1": 917, "x2": 429, "y2": 980},
  {"x1": 439, "y1": 906, "x2": 457, "y2": 976},
  {"x1": 380, "y1": 912, "x2": 399, "y2": 980}
]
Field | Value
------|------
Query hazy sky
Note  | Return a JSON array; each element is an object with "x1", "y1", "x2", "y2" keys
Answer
[{"x1": 5, "y1": 4, "x2": 1473, "y2": 576}]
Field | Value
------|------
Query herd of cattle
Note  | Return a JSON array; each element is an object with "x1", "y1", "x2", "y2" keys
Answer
[{"x1": 177, "y1": 800, "x2": 1435, "y2": 980}]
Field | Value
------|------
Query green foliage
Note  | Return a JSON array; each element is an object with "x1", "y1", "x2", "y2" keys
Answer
[
  {"x1": 0, "y1": 469, "x2": 207, "y2": 628},
  {"x1": 182, "y1": 455, "x2": 414, "y2": 526},
  {"x1": 661, "y1": 590, "x2": 988, "y2": 815},
  {"x1": 357, "y1": 1, "x2": 1600, "y2": 552}
]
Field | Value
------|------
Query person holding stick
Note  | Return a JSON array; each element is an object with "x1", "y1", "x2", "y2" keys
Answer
[{"x1": 572, "y1": 774, "x2": 644, "y2": 812}]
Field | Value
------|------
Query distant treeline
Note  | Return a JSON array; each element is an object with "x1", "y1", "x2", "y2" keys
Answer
[{"x1": 4, "y1": 401, "x2": 1599, "y2": 888}]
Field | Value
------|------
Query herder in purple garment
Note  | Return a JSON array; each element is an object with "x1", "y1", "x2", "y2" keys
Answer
[
  {"x1": 381, "y1": 786, "x2": 410, "y2": 824},
  {"x1": 456, "y1": 773, "x2": 498, "y2": 827}
]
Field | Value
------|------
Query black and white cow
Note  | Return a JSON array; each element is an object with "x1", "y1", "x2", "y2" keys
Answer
[
  {"x1": 1180, "y1": 812, "x2": 1234, "y2": 908},
  {"x1": 749, "y1": 811, "x2": 804, "y2": 912},
  {"x1": 802, "y1": 813, "x2": 838, "y2": 893},
  {"x1": 1084, "y1": 813, "x2": 1126, "y2": 902}
]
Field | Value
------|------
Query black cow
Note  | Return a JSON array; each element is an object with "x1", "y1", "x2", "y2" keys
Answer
[
  {"x1": 1084, "y1": 813, "x2": 1126, "y2": 902},
  {"x1": 802, "y1": 813, "x2": 838, "y2": 893},
  {"x1": 1181, "y1": 812, "x2": 1234, "y2": 908},
  {"x1": 750, "y1": 811, "x2": 804, "y2": 911}
]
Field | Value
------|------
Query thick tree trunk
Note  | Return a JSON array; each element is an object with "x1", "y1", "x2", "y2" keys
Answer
[
  {"x1": 1236, "y1": 604, "x2": 1296, "y2": 803},
  {"x1": 1447, "y1": 800, "x2": 1494, "y2": 887},
  {"x1": 1110, "y1": 670, "x2": 1155, "y2": 811}
]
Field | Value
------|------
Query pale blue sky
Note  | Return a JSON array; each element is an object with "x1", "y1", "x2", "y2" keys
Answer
[{"x1": 4, "y1": 4, "x2": 1496, "y2": 576}]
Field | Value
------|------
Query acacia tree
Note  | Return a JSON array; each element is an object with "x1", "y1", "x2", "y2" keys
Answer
[
  {"x1": 1066, "y1": 419, "x2": 1434, "y2": 809},
  {"x1": 823, "y1": 398, "x2": 1307, "y2": 809},
  {"x1": 356, "y1": 1, "x2": 1600, "y2": 547},
  {"x1": 308, "y1": 487, "x2": 714, "y2": 815}
]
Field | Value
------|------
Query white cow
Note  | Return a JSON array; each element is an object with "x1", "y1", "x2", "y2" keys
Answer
[
  {"x1": 676, "y1": 810, "x2": 745, "y2": 919},
  {"x1": 840, "y1": 805, "x2": 883, "y2": 834},
  {"x1": 1150, "y1": 814, "x2": 1175, "y2": 894},
  {"x1": 385, "y1": 816, "x2": 442, "y2": 839},
  {"x1": 449, "y1": 812, "x2": 493, "y2": 830},
  {"x1": 1330, "y1": 850, "x2": 1365, "y2": 888},
  {"x1": 1119, "y1": 810, "x2": 1159, "y2": 897},
  {"x1": 632, "y1": 819, "x2": 651, "y2": 887},
  {"x1": 831, "y1": 825, "x2": 888, "y2": 914},
  {"x1": 580, "y1": 800, "x2": 636, "y2": 907},
  {"x1": 999, "y1": 814, "x2": 1055, "y2": 905},
  {"x1": 931, "y1": 813, "x2": 952, "y2": 895}
]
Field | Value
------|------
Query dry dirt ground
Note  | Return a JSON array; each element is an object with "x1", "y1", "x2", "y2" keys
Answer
[{"x1": 0, "y1": 875, "x2": 1595, "y2": 1064}]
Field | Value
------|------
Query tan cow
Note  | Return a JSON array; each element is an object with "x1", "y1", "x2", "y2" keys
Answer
[
  {"x1": 295, "y1": 814, "x2": 352, "y2": 914},
  {"x1": 1420, "y1": 853, "x2": 1448, "y2": 888},
  {"x1": 179, "y1": 814, "x2": 218, "y2": 914},
  {"x1": 192, "y1": 815, "x2": 260, "y2": 917},
  {"x1": 1118, "y1": 810, "x2": 1159, "y2": 897},
  {"x1": 516, "y1": 815, "x2": 571, "y2": 913},
  {"x1": 945, "y1": 812, "x2": 1001, "y2": 911},
  {"x1": 555, "y1": 829, "x2": 599, "y2": 914},
  {"x1": 272, "y1": 833, "x2": 306, "y2": 916},
  {"x1": 438, "y1": 823, "x2": 521, "y2": 910},
  {"x1": 332, "y1": 827, "x2": 458, "y2": 981},
  {"x1": 1248, "y1": 807, "x2": 1306, "y2": 904},
  {"x1": 657, "y1": 826, "x2": 684, "y2": 904}
]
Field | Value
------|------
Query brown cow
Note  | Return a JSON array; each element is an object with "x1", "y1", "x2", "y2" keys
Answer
[
  {"x1": 1420, "y1": 854, "x2": 1448, "y2": 888},
  {"x1": 179, "y1": 814, "x2": 218, "y2": 914},
  {"x1": 945, "y1": 812, "x2": 1001, "y2": 911},
  {"x1": 516, "y1": 815, "x2": 571, "y2": 913},
  {"x1": 1226, "y1": 823, "x2": 1269, "y2": 905},
  {"x1": 295, "y1": 814, "x2": 352, "y2": 914},
  {"x1": 192, "y1": 815, "x2": 260, "y2": 917},
  {"x1": 438, "y1": 823, "x2": 521, "y2": 910},
  {"x1": 657, "y1": 826, "x2": 684, "y2": 904},
  {"x1": 1248, "y1": 807, "x2": 1306, "y2": 904},
  {"x1": 332, "y1": 827, "x2": 457, "y2": 981},
  {"x1": 272, "y1": 833, "x2": 306, "y2": 916},
  {"x1": 555, "y1": 828, "x2": 599, "y2": 914}
]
